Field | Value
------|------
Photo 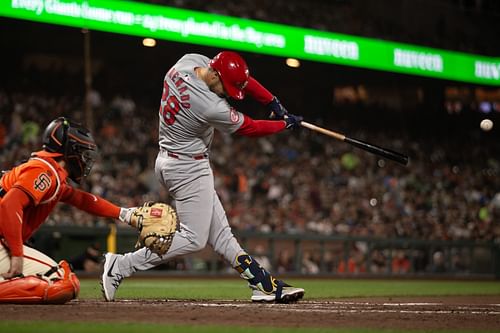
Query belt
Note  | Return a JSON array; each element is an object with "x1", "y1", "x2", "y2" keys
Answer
[{"x1": 166, "y1": 151, "x2": 208, "y2": 160}]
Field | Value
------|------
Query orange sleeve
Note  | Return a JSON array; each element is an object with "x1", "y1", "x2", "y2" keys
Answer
[
  {"x1": 61, "y1": 185, "x2": 120, "y2": 219},
  {"x1": 0, "y1": 188, "x2": 31, "y2": 257}
]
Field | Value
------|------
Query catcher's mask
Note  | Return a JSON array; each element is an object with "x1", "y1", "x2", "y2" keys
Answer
[
  {"x1": 42, "y1": 117, "x2": 98, "y2": 184},
  {"x1": 209, "y1": 51, "x2": 249, "y2": 100}
]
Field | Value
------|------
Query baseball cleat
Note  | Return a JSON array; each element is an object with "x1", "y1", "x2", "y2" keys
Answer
[
  {"x1": 250, "y1": 283, "x2": 305, "y2": 304},
  {"x1": 100, "y1": 252, "x2": 124, "y2": 302}
]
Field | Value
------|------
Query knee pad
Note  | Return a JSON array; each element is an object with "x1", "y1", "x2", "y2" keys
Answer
[
  {"x1": 235, "y1": 253, "x2": 277, "y2": 294},
  {"x1": 0, "y1": 260, "x2": 80, "y2": 304}
]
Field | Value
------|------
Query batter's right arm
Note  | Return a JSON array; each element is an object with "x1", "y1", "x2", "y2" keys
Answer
[
  {"x1": 244, "y1": 77, "x2": 274, "y2": 104},
  {"x1": 244, "y1": 77, "x2": 289, "y2": 120}
]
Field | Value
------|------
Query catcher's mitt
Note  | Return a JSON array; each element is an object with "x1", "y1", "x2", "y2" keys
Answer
[{"x1": 129, "y1": 202, "x2": 179, "y2": 256}]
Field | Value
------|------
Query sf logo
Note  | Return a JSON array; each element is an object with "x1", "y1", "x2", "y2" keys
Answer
[{"x1": 34, "y1": 173, "x2": 52, "y2": 192}]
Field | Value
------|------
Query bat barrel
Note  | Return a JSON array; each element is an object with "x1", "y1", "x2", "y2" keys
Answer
[
  {"x1": 344, "y1": 137, "x2": 409, "y2": 166},
  {"x1": 300, "y1": 121, "x2": 409, "y2": 166}
]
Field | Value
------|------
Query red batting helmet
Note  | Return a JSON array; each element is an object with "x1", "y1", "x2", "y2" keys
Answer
[{"x1": 209, "y1": 51, "x2": 249, "y2": 100}]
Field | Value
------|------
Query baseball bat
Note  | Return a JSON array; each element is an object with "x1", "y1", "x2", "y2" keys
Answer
[{"x1": 300, "y1": 121, "x2": 409, "y2": 166}]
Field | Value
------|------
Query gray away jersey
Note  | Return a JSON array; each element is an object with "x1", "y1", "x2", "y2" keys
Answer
[{"x1": 158, "y1": 53, "x2": 245, "y2": 154}]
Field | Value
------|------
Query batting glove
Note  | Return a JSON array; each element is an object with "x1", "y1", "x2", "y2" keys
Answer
[
  {"x1": 267, "y1": 96, "x2": 289, "y2": 120},
  {"x1": 285, "y1": 114, "x2": 303, "y2": 130}
]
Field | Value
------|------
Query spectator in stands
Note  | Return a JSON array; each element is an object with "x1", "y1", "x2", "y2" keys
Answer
[
  {"x1": 392, "y1": 250, "x2": 411, "y2": 274},
  {"x1": 337, "y1": 246, "x2": 366, "y2": 274},
  {"x1": 276, "y1": 249, "x2": 294, "y2": 273},
  {"x1": 430, "y1": 251, "x2": 447, "y2": 273},
  {"x1": 301, "y1": 251, "x2": 320, "y2": 274}
]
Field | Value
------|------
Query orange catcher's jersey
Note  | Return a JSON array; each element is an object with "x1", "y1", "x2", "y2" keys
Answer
[{"x1": 0, "y1": 151, "x2": 70, "y2": 241}]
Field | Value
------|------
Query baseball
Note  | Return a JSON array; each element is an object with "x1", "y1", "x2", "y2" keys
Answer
[{"x1": 480, "y1": 119, "x2": 493, "y2": 131}]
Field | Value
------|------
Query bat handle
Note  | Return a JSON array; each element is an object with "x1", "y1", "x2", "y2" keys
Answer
[{"x1": 300, "y1": 121, "x2": 345, "y2": 141}]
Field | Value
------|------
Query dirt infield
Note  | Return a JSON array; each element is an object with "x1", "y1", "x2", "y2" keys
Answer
[{"x1": 3, "y1": 296, "x2": 500, "y2": 331}]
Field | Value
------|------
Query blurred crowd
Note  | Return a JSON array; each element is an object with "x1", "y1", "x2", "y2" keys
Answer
[
  {"x1": 1, "y1": 90, "x2": 499, "y2": 246},
  {"x1": 3, "y1": 0, "x2": 499, "y2": 276},
  {"x1": 142, "y1": 0, "x2": 500, "y2": 56}
]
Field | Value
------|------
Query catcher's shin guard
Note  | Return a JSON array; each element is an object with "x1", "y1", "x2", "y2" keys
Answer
[
  {"x1": 0, "y1": 276, "x2": 49, "y2": 303},
  {"x1": 0, "y1": 260, "x2": 79, "y2": 304}
]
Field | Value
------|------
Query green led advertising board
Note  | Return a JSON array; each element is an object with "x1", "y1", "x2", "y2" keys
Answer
[{"x1": 1, "y1": 0, "x2": 499, "y2": 86}]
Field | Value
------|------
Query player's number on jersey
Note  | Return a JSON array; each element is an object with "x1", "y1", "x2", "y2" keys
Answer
[{"x1": 159, "y1": 81, "x2": 180, "y2": 125}]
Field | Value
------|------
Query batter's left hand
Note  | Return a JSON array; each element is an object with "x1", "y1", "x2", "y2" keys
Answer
[
  {"x1": 285, "y1": 114, "x2": 303, "y2": 130},
  {"x1": 267, "y1": 96, "x2": 289, "y2": 120}
]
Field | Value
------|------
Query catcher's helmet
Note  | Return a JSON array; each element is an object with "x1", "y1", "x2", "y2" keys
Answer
[
  {"x1": 209, "y1": 51, "x2": 249, "y2": 100},
  {"x1": 42, "y1": 117, "x2": 97, "y2": 183}
]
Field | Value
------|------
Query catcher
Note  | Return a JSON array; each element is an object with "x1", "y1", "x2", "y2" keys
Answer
[{"x1": 0, "y1": 117, "x2": 175, "y2": 304}]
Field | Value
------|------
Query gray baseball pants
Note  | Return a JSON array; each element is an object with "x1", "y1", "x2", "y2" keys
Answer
[{"x1": 115, "y1": 151, "x2": 244, "y2": 277}]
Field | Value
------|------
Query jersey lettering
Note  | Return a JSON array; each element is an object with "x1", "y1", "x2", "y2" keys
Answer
[
  {"x1": 161, "y1": 80, "x2": 170, "y2": 101},
  {"x1": 33, "y1": 172, "x2": 52, "y2": 192},
  {"x1": 161, "y1": 96, "x2": 180, "y2": 125},
  {"x1": 160, "y1": 68, "x2": 191, "y2": 125},
  {"x1": 168, "y1": 67, "x2": 179, "y2": 81}
]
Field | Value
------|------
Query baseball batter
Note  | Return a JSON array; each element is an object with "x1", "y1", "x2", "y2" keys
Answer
[
  {"x1": 0, "y1": 117, "x2": 134, "y2": 304},
  {"x1": 102, "y1": 51, "x2": 305, "y2": 303}
]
